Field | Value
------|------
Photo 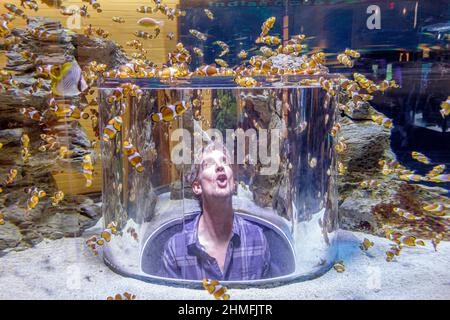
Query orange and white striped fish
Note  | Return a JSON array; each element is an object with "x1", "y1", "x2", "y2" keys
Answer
[
  {"x1": 203, "y1": 279, "x2": 230, "y2": 300},
  {"x1": 50, "y1": 191, "x2": 64, "y2": 206},
  {"x1": 102, "y1": 115, "x2": 123, "y2": 142},
  {"x1": 337, "y1": 53, "x2": 354, "y2": 67},
  {"x1": 398, "y1": 174, "x2": 423, "y2": 182},
  {"x1": 359, "y1": 238, "x2": 374, "y2": 251},
  {"x1": 256, "y1": 35, "x2": 281, "y2": 46},
  {"x1": 337, "y1": 161, "x2": 347, "y2": 175},
  {"x1": 107, "y1": 292, "x2": 136, "y2": 300},
  {"x1": 123, "y1": 141, "x2": 144, "y2": 172},
  {"x1": 25, "y1": 186, "x2": 46, "y2": 211},
  {"x1": 189, "y1": 29, "x2": 207, "y2": 41},
  {"x1": 237, "y1": 50, "x2": 248, "y2": 59},
  {"x1": 82, "y1": 155, "x2": 94, "y2": 187},
  {"x1": 38, "y1": 134, "x2": 58, "y2": 152},
  {"x1": 330, "y1": 123, "x2": 341, "y2": 138},
  {"x1": 0, "y1": 212, "x2": 5, "y2": 225},
  {"x1": 21, "y1": 134, "x2": 31, "y2": 161},
  {"x1": 378, "y1": 80, "x2": 399, "y2": 92},
  {"x1": 440, "y1": 96, "x2": 450, "y2": 118},
  {"x1": 395, "y1": 235, "x2": 425, "y2": 247},
  {"x1": 194, "y1": 64, "x2": 217, "y2": 76},
  {"x1": 20, "y1": 107, "x2": 43, "y2": 122},
  {"x1": 319, "y1": 77, "x2": 335, "y2": 96},
  {"x1": 371, "y1": 115, "x2": 393, "y2": 129},
  {"x1": 426, "y1": 174, "x2": 450, "y2": 183},
  {"x1": 386, "y1": 245, "x2": 402, "y2": 262},
  {"x1": 260, "y1": 16, "x2": 275, "y2": 37},
  {"x1": 333, "y1": 261, "x2": 345, "y2": 273},
  {"x1": 393, "y1": 207, "x2": 422, "y2": 221},
  {"x1": 423, "y1": 203, "x2": 446, "y2": 216},
  {"x1": 57, "y1": 145, "x2": 72, "y2": 159},
  {"x1": 66, "y1": 105, "x2": 89, "y2": 120},
  {"x1": 425, "y1": 164, "x2": 446, "y2": 177},
  {"x1": 334, "y1": 139, "x2": 347, "y2": 153},
  {"x1": 86, "y1": 235, "x2": 100, "y2": 255},
  {"x1": 3, "y1": 168, "x2": 18, "y2": 185},
  {"x1": 344, "y1": 48, "x2": 360, "y2": 58},
  {"x1": 235, "y1": 76, "x2": 257, "y2": 88},
  {"x1": 150, "y1": 100, "x2": 198, "y2": 123},
  {"x1": 359, "y1": 180, "x2": 380, "y2": 189},
  {"x1": 411, "y1": 151, "x2": 430, "y2": 164}
]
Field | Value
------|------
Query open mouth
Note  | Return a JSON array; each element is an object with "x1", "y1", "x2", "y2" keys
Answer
[{"x1": 216, "y1": 173, "x2": 228, "y2": 187}]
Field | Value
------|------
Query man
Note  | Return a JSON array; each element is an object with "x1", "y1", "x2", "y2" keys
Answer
[{"x1": 162, "y1": 142, "x2": 271, "y2": 280}]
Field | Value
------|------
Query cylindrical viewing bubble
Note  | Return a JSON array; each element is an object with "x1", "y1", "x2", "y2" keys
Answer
[{"x1": 98, "y1": 76, "x2": 339, "y2": 287}]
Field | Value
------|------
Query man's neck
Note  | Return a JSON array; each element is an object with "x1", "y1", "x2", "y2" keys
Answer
[{"x1": 198, "y1": 197, "x2": 234, "y2": 244}]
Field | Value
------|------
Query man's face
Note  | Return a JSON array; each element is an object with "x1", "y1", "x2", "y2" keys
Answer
[{"x1": 193, "y1": 149, "x2": 235, "y2": 200}]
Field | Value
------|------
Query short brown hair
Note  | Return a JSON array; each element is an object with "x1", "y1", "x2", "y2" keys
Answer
[{"x1": 187, "y1": 140, "x2": 233, "y2": 186}]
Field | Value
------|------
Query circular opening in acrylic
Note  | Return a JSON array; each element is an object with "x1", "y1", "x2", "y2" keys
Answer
[{"x1": 99, "y1": 76, "x2": 339, "y2": 287}]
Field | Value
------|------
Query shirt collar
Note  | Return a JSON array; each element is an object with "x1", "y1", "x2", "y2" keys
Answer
[{"x1": 186, "y1": 212, "x2": 241, "y2": 256}]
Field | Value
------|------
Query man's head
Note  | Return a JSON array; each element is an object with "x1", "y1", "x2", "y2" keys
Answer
[{"x1": 189, "y1": 141, "x2": 235, "y2": 205}]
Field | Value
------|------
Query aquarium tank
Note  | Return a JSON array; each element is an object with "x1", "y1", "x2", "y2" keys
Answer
[{"x1": 0, "y1": 0, "x2": 449, "y2": 296}]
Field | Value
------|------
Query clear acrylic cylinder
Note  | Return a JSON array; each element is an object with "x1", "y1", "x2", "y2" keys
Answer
[{"x1": 98, "y1": 76, "x2": 339, "y2": 287}]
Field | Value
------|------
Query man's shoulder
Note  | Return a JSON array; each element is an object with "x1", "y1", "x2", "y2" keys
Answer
[
  {"x1": 234, "y1": 214, "x2": 267, "y2": 241},
  {"x1": 235, "y1": 214, "x2": 264, "y2": 230}
]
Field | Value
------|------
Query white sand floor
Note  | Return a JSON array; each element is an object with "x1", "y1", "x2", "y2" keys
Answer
[{"x1": 0, "y1": 230, "x2": 449, "y2": 300}]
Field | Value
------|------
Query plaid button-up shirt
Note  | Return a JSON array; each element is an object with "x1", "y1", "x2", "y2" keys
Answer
[{"x1": 161, "y1": 213, "x2": 271, "y2": 281}]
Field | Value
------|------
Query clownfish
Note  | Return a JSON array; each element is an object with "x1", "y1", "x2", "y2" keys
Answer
[
  {"x1": 150, "y1": 100, "x2": 198, "y2": 123},
  {"x1": 440, "y1": 96, "x2": 450, "y2": 118},
  {"x1": 107, "y1": 292, "x2": 136, "y2": 300},
  {"x1": 4, "y1": 168, "x2": 18, "y2": 185},
  {"x1": 102, "y1": 116, "x2": 123, "y2": 142},
  {"x1": 256, "y1": 35, "x2": 281, "y2": 46},
  {"x1": 333, "y1": 261, "x2": 345, "y2": 273},
  {"x1": 57, "y1": 145, "x2": 72, "y2": 159},
  {"x1": 319, "y1": 77, "x2": 335, "y2": 96},
  {"x1": 386, "y1": 245, "x2": 402, "y2": 262},
  {"x1": 50, "y1": 191, "x2": 64, "y2": 206},
  {"x1": 393, "y1": 207, "x2": 422, "y2": 221},
  {"x1": 359, "y1": 238, "x2": 374, "y2": 251},
  {"x1": 25, "y1": 186, "x2": 46, "y2": 211},
  {"x1": 194, "y1": 64, "x2": 217, "y2": 76},
  {"x1": 425, "y1": 174, "x2": 450, "y2": 183},
  {"x1": 411, "y1": 151, "x2": 431, "y2": 165},
  {"x1": 334, "y1": 139, "x2": 347, "y2": 153},
  {"x1": 204, "y1": 9, "x2": 214, "y2": 20},
  {"x1": 203, "y1": 279, "x2": 230, "y2": 300},
  {"x1": 344, "y1": 48, "x2": 360, "y2": 58},
  {"x1": 330, "y1": 123, "x2": 341, "y2": 138},
  {"x1": 81, "y1": 155, "x2": 94, "y2": 187},
  {"x1": 20, "y1": 107, "x2": 43, "y2": 122},
  {"x1": 337, "y1": 161, "x2": 347, "y2": 175},
  {"x1": 422, "y1": 203, "x2": 446, "y2": 216},
  {"x1": 234, "y1": 76, "x2": 257, "y2": 87},
  {"x1": 426, "y1": 164, "x2": 446, "y2": 177},
  {"x1": 123, "y1": 141, "x2": 144, "y2": 172},
  {"x1": 359, "y1": 180, "x2": 380, "y2": 189},
  {"x1": 337, "y1": 53, "x2": 354, "y2": 68},
  {"x1": 260, "y1": 16, "x2": 276, "y2": 37},
  {"x1": 371, "y1": 115, "x2": 393, "y2": 129},
  {"x1": 0, "y1": 212, "x2": 5, "y2": 225},
  {"x1": 189, "y1": 29, "x2": 207, "y2": 41}
]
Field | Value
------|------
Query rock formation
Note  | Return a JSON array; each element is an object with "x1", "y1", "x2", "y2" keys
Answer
[{"x1": 0, "y1": 17, "x2": 128, "y2": 252}]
